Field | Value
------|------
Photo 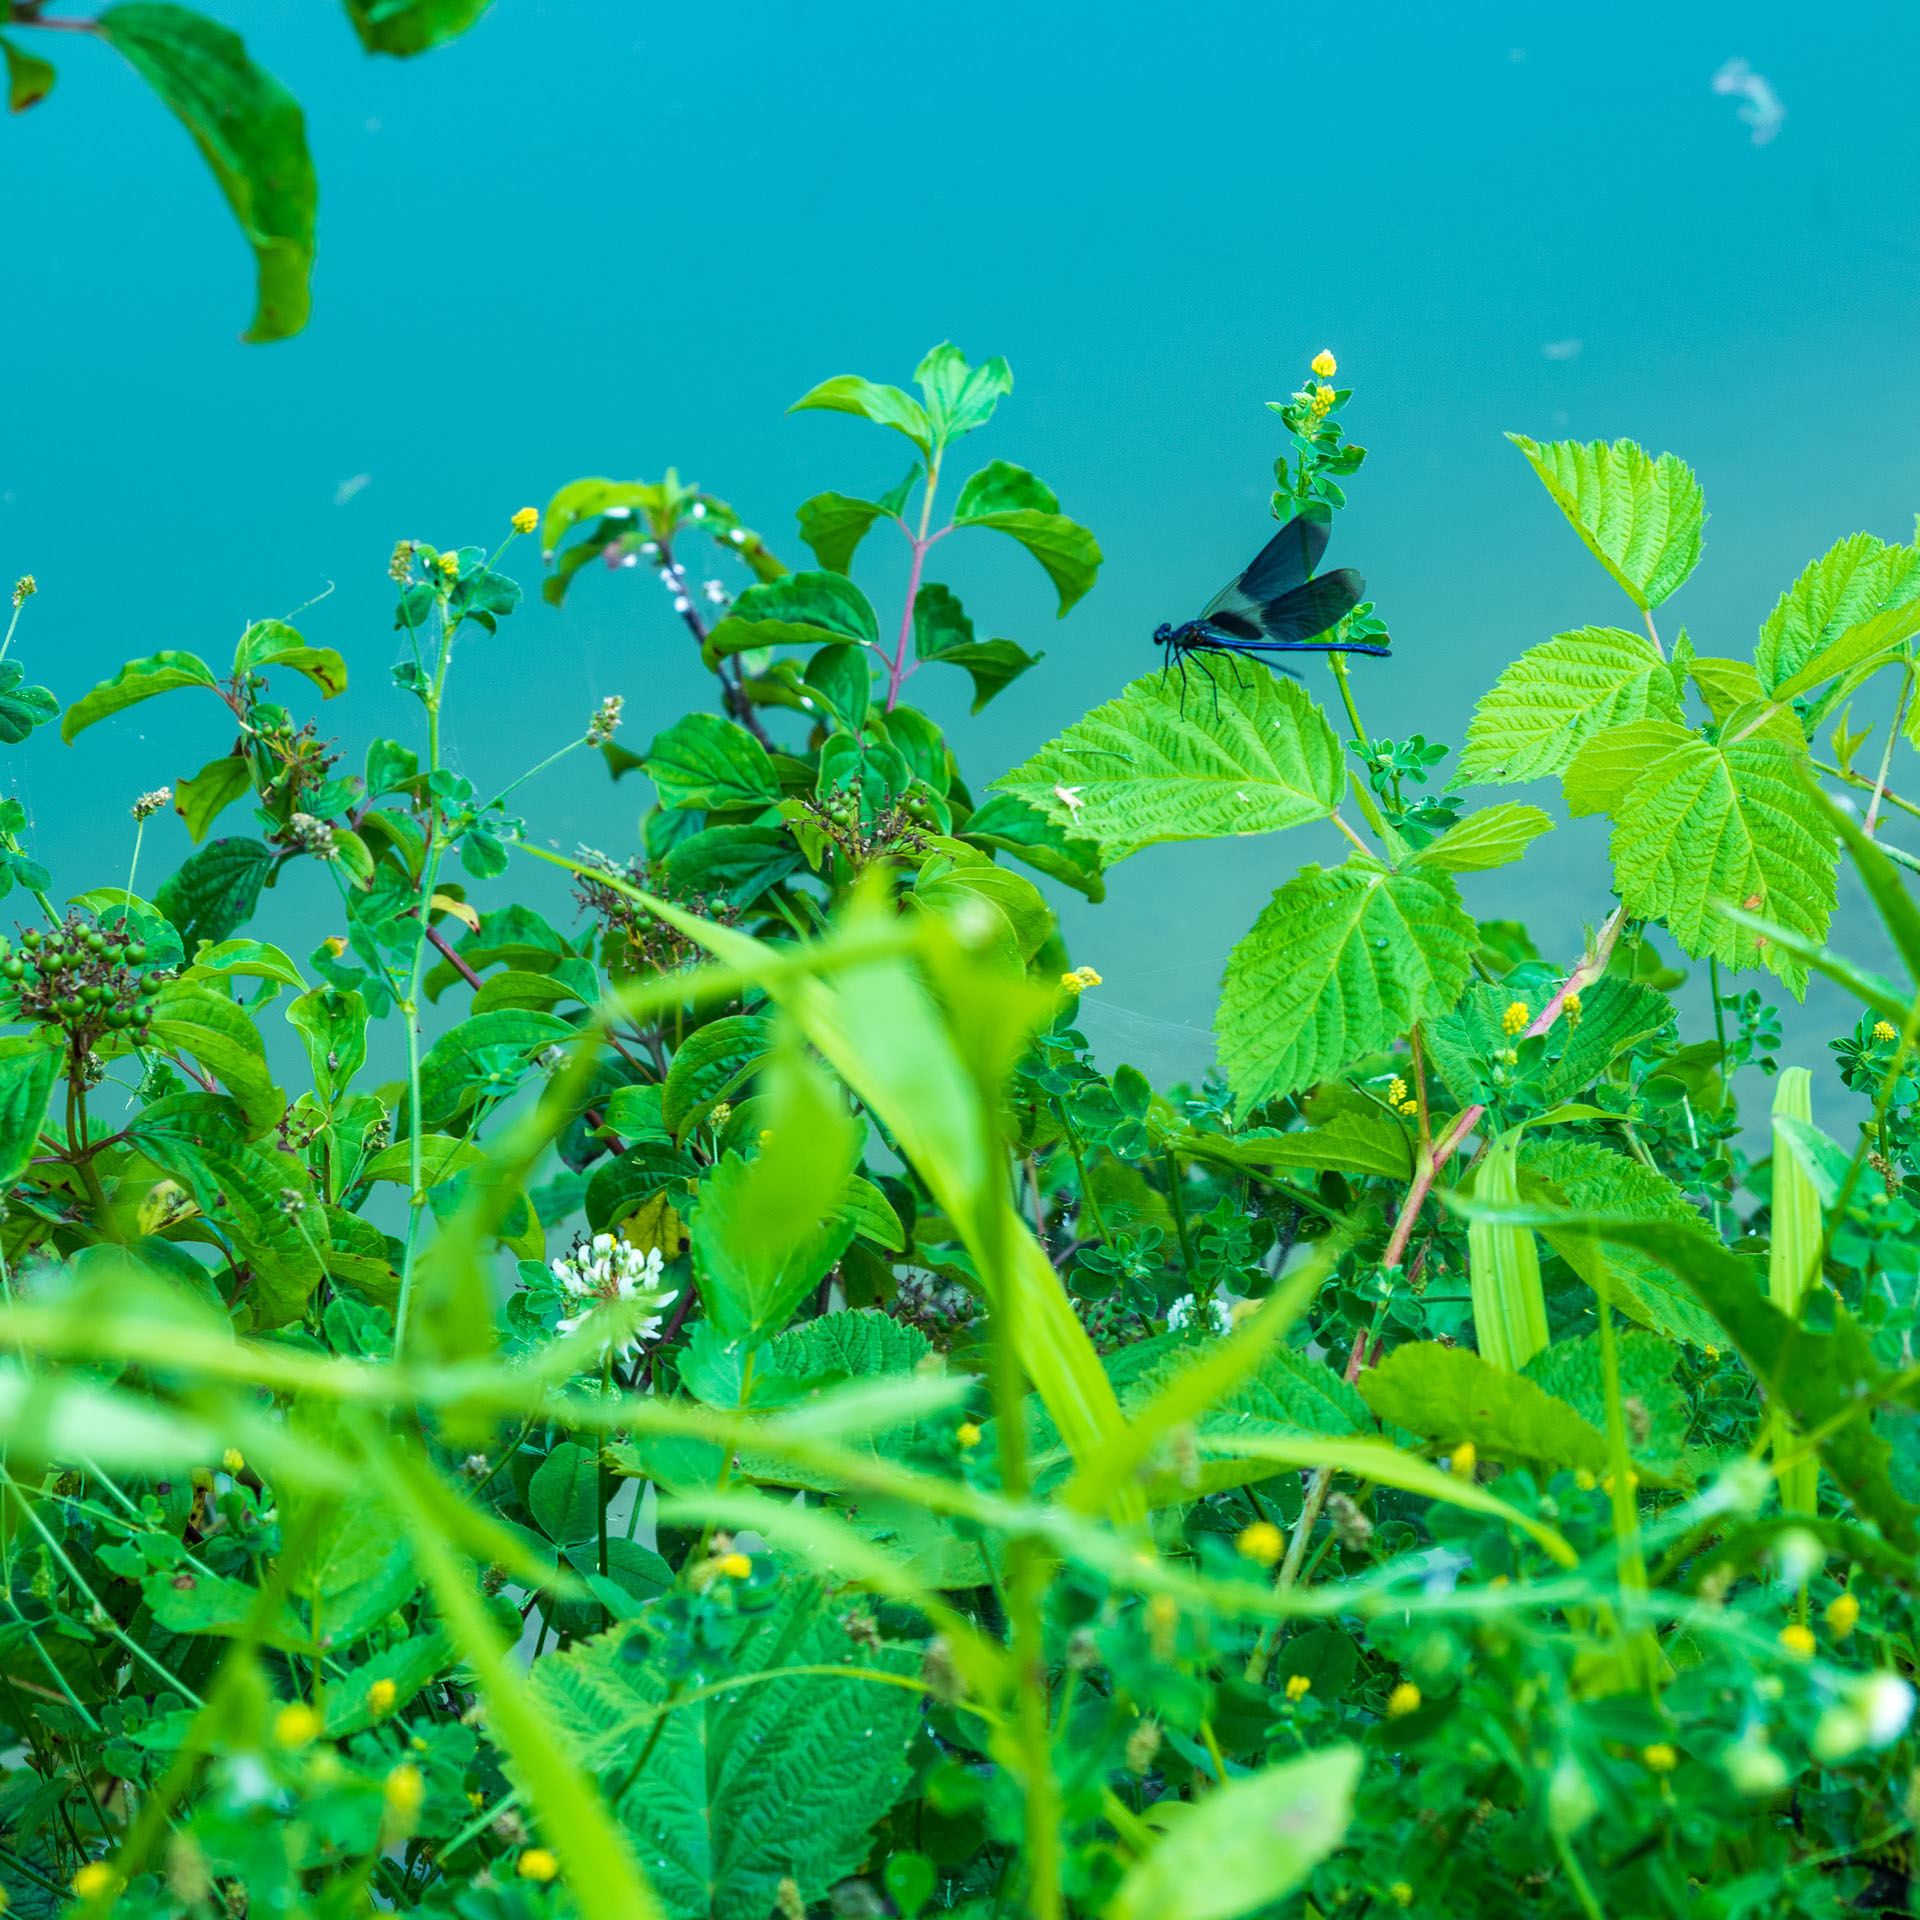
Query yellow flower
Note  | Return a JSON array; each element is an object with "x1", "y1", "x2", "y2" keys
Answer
[
  {"x1": 518, "y1": 1849, "x2": 559, "y2": 1882},
  {"x1": 955, "y1": 1421, "x2": 982, "y2": 1450},
  {"x1": 1502, "y1": 1000, "x2": 1530, "y2": 1036},
  {"x1": 1873, "y1": 1019, "x2": 1899, "y2": 1042},
  {"x1": 1779, "y1": 1623, "x2": 1817, "y2": 1659},
  {"x1": 1389, "y1": 1884, "x2": 1413, "y2": 1909},
  {"x1": 1060, "y1": 965, "x2": 1103, "y2": 993},
  {"x1": 1826, "y1": 1591, "x2": 1861, "y2": 1639},
  {"x1": 1703, "y1": 1345, "x2": 1719, "y2": 1362},
  {"x1": 1642, "y1": 1743, "x2": 1679, "y2": 1772},
  {"x1": 72, "y1": 1863, "x2": 118, "y2": 1899},
  {"x1": 1285, "y1": 1673, "x2": 1312, "y2": 1702},
  {"x1": 222, "y1": 1448, "x2": 245, "y2": 1474},
  {"x1": 715, "y1": 1551, "x2": 753, "y2": 1580},
  {"x1": 1311, "y1": 350, "x2": 1337, "y2": 378},
  {"x1": 1309, "y1": 383, "x2": 1336, "y2": 416},
  {"x1": 273, "y1": 1702, "x2": 322, "y2": 1748},
  {"x1": 1563, "y1": 991, "x2": 1582, "y2": 1028},
  {"x1": 511, "y1": 506, "x2": 539, "y2": 535},
  {"x1": 384, "y1": 1763, "x2": 425, "y2": 1812},
  {"x1": 1450, "y1": 1441, "x2": 1477, "y2": 1479},
  {"x1": 437, "y1": 551, "x2": 460, "y2": 579},
  {"x1": 367, "y1": 1677, "x2": 397, "y2": 1715},
  {"x1": 1386, "y1": 1681, "x2": 1421, "y2": 1718},
  {"x1": 1236, "y1": 1520, "x2": 1285, "y2": 1566},
  {"x1": 1397, "y1": 1098, "x2": 1420, "y2": 1118},
  {"x1": 1386, "y1": 1076, "x2": 1408, "y2": 1105},
  {"x1": 324, "y1": 935, "x2": 348, "y2": 957}
]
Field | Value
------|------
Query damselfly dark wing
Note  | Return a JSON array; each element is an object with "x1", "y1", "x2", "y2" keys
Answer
[{"x1": 1192, "y1": 508, "x2": 1368, "y2": 650}]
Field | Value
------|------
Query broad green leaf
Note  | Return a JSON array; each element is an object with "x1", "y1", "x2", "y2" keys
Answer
[
  {"x1": 538, "y1": 477, "x2": 666, "y2": 560},
  {"x1": 585, "y1": 1144, "x2": 697, "y2": 1234},
  {"x1": 952, "y1": 459, "x2": 1102, "y2": 615},
  {"x1": 1609, "y1": 733, "x2": 1835, "y2": 989},
  {"x1": 184, "y1": 937, "x2": 305, "y2": 992},
  {"x1": 1522, "y1": 1330, "x2": 1693, "y2": 1485},
  {"x1": 1561, "y1": 718, "x2": 1697, "y2": 818},
  {"x1": 661, "y1": 1014, "x2": 772, "y2": 1135},
  {"x1": 1217, "y1": 858, "x2": 1476, "y2": 1106},
  {"x1": 416, "y1": 1009, "x2": 572, "y2": 1127},
  {"x1": 124, "y1": 1093, "x2": 322, "y2": 1325},
  {"x1": 525, "y1": 1580, "x2": 919, "y2": 1920},
  {"x1": 98, "y1": 4, "x2": 316, "y2": 342},
  {"x1": 960, "y1": 791, "x2": 1104, "y2": 902},
  {"x1": 1689, "y1": 655, "x2": 1764, "y2": 723},
  {"x1": 802, "y1": 642, "x2": 870, "y2": 731},
  {"x1": 662, "y1": 823, "x2": 802, "y2": 906},
  {"x1": 1456, "y1": 627, "x2": 1682, "y2": 786},
  {"x1": 0, "y1": 662, "x2": 58, "y2": 743},
  {"x1": 642, "y1": 713, "x2": 779, "y2": 812},
  {"x1": 1124, "y1": 1327, "x2": 1368, "y2": 1444},
  {"x1": 1409, "y1": 801, "x2": 1554, "y2": 872},
  {"x1": 1, "y1": 34, "x2": 55, "y2": 111},
  {"x1": 232, "y1": 617, "x2": 347, "y2": 698},
  {"x1": 175, "y1": 754, "x2": 254, "y2": 843},
  {"x1": 796, "y1": 491, "x2": 895, "y2": 573},
  {"x1": 912, "y1": 580, "x2": 1042, "y2": 712},
  {"x1": 789, "y1": 373, "x2": 933, "y2": 453},
  {"x1": 915, "y1": 341, "x2": 1013, "y2": 441},
  {"x1": 703, "y1": 570, "x2": 880, "y2": 664},
  {"x1": 1756, "y1": 532, "x2": 1920, "y2": 696},
  {"x1": 154, "y1": 837, "x2": 275, "y2": 953},
  {"x1": 528, "y1": 1440, "x2": 602, "y2": 1546},
  {"x1": 1107, "y1": 1745, "x2": 1359, "y2": 1920},
  {"x1": 1362, "y1": 1340, "x2": 1600, "y2": 1468},
  {"x1": 145, "y1": 981, "x2": 284, "y2": 1131},
  {"x1": 285, "y1": 986, "x2": 367, "y2": 1104},
  {"x1": 836, "y1": 1177, "x2": 906, "y2": 1251},
  {"x1": 61, "y1": 649, "x2": 221, "y2": 742},
  {"x1": 1508, "y1": 434, "x2": 1704, "y2": 610},
  {"x1": 342, "y1": 0, "x2": 494, "y2": 56},
  {"x1": 991, "y1": 669, "x2": 1343, "y2": 861},
  {"x1": 1176, "y1": 1111, "x2": 1412, "y2": 1182},
  {"x1": 1534, "y1": 975, "x2": 1675, "y2": 1103},
  {"x1": 912, "y1": 848, "x2": 1052, "y2": 967},
  {"x1": 1775, "y1": 597, "x2": 1920, "y2": 702},
  {"x1": 0, "y1": 1038, "x2": 57, "y2": 1186}
]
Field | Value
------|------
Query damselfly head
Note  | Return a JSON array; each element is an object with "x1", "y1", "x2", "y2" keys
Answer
[{"x1": 1152, "y1": 622, "x2": 1176, "y2": 649}]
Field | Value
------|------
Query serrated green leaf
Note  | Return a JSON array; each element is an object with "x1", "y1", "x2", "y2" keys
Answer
[
  {"x1": 992, "y1": 669, "x2": 1343, "y2": 861},
  {"x1": 1561, "y1": 718, "x2": 1697, "y2": 818},
  {"x1": 1217, "y1": 858, "x2": 1476, "y2": 1106},
  {"x1": 1508, "y1": 434, "x2": 1704, "y2": 610},
  {"x1": 1126, "y1": 1337, "x2": 1368, "y2": 1440},
  {"x1": 1756, "y1": 533, "x2": 1920, "y2": 696},
  {"x1": 1177, "y1": 1110, "x2": 1412, "y2": 1181},
  {"x1": 1689, "y1": 655, "x2": 1764, "y2": 723},
  {"x1": 1609, "y1": 732, "x2": 1835, "y2": 989},
  {"x1": 1457, "y1": 626, "x2": 1682, "y2": 787},
  {"x1": 62, "y1": 649, "x2": 221, "y2": 742},
  {"x1": 642, "y1": 713, "x2": 779, "y2": 812},
  {"x1": 795, "y1": 491, "x2": 894, "y2": 574},
  {"x1": 98, "y1": 4, "x2": 315, "y2": 341},
  {"x1": 1409, "y1": 801, "x2": 1555, "y2": 872},
  {"x1": 703, "y1": 569, "x2": 880, "y2": 664},
  {"x1": 1361, "y1": 1342, "x2": 1605, "y2": 1470},
  {"x1": 959, "y1": 790, "x2": 1104, "y2": 902},
  {"x1": 1522, "y1": 1330, "x2": 1692, "y2": 1485}
]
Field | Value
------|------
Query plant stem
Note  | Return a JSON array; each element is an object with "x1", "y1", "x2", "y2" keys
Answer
[
  {"x1": 1864, "y1": 665, "x2": 1913, "y2": 836},
  {"x1": 1328, "y1": 652, "x2": 1368, "y2": 750},
  {"x1": 886, "y1": 454, "x2": 943, "y2": 713},
  {"x1": 1641, "y1": 606, "x2": 1665, "y2": 662},
  {"x1": 1814, "y1": 757, "x2": 1920, "y2": 825}
]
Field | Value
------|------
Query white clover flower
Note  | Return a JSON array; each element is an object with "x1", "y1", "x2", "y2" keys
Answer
[
  {"x1": 702, "y1": 579, "x2": 728, "y2": 605},
  {"x1": 1166, "y1": 1293, "x2": 1231, "y2": 1336},
  {"x1": 550, "y1": 1234, "x2": 670, "y2": 1357},
  {"x1": 672, "y1": 596, "x2": 690, "y2": 614}
]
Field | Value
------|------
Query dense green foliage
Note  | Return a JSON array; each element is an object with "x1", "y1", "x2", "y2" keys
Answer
[{"x1": 4, "y1": 343, "x2": 1920, "y2": 1920}]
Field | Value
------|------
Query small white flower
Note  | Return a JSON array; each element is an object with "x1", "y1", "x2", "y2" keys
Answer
[
  {"x1": 672, "y1": 596, "x2": 691, "y2": 614},
  {"x1": 640, "y1": 540, "x2": 659, "y2": 557},
  {"x1": 1166, "y1": 1294, "x2": 1231, "y2": 1336},
  {"x1": 702, "y1": 579, "x2": 728, "y2": 606},
  {"x1": 1863, "y1": 1673, "x2": 1915, "y2": 1746},
  {"x1": 549, "y1": 1234, "x2": 670, "y2": 1357}
]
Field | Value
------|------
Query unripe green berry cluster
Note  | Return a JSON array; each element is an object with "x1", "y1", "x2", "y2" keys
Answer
[{"x1": 4, "y1": 916, "x2": 171, "y2": 1050}]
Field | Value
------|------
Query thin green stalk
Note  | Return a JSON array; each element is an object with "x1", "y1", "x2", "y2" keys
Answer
[
  {"x1": 1864, "y1": 664, "x2": 1914, "y2": 836},
  {"x1": 1327, "y1": 651, "x2": 1369, "y2": 753},
  {"x1": 1768, "y1": 1069, "x2": 1820, "y2": 1520},
  {"x1": 1162, "y1": 1147, "x2": 1194, "y2": 1278}
]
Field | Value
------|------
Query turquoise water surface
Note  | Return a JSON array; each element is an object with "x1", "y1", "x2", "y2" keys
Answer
[{"x1": 4, "y1": 1, "x2": 1917, "y2": 1088}]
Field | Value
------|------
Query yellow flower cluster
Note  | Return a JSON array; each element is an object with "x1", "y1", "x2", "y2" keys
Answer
[
  {"x1": 1778, "y1": 1623, "x2": 1817, "y2": 1659},
  {"x1": 1827, "y1": 1590, "x2": 1861, "y2": 1638},
  {"x1": 368, "y1": 1677, "x2": 398, "y2": 1715},
  {"x1": 1236, "y1": 1520, "x2": 1284, "y2": 1566},
  {"x1": 1311, "y1": 349, "x2": 1337, "y2": 377},
  {"x1": 518, "y1": 1849, "x2": 559, "y2": 1882},
  {"x1": 1309, "y1": 383, "x2": 1336, "y2": 417},
  {"x1": 274, "y1": 1703, "x2": 322, "y2": 1748},
  {"x1": 1562, "y1": 991, "x2": 1582, "y2": 1028},
  {"x1": 1060, "y1": 965, "x2": 1103, "y2": 993},
  {"x1": 1642, "y1": 1743, "x2": 1678, "y2": 1772},
  {"x1": 1386, "y1": 1681, "x2": 1421, "y2": 1717},
  {"x1": 1285, "y1": 1673, "x2": 1312, "y2": 1702},
  {"x1": 1502, "y1": 1000, "x2": 1530, "y2": 1036},
  {"x1": 1874, "y1": 1020, "x2": 1899, "y2": 1042},
  {"x1": 955, "y1": 1421, "x2": 982, "y2": 1450},
  {"x1": 437, "y1": 551, "x2": 460, "y2": 580},
  {"x1": 511, "y1": 506, "x2": 539, "y2": 535},
  {"x1": 1449, "y1": 1442, "x2": 1477, "y2": 1479}
]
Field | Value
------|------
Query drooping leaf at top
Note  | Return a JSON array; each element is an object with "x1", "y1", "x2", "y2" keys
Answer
[
  {"x1": 702, "y1": 571, "x2": 879, "y2": 665},
  {"x1": 788, "y1": 375, "x2": 934, "y2": 455},
  {"x1": 98, "y1": 4, "x2": 317, "y2": 342},
  {"x1": 1508, "y1": 434, "x2": 1704, "y2": 611},
  {"x1": 341, "y1": 0, "x2": 495, "y2": 57},
  {"x1": 992, "y1": 669, "x2": 1344, "y2": 861},
  {"x1": 1755, "y1": 532, "x2": 1920, "y2": 697},
  {"x1": 1454, "y1": 627, "x2": 1683, "y2": 787},
  {"x1": 911, "y1": 581, "x2": 1041, "y2": 712},
  {"x1": 232, "y1": 618, "x2": 348, "y2": 699},
  {"x1": 1217, "y1": 857, "x2": 1477, "y2": 1108},
  {"x1": 61, "y1": 650, "x2": 223, "y2": 743},
  {"x1": 951, "y1": 459, "x2": 1102, "y2": 616}
]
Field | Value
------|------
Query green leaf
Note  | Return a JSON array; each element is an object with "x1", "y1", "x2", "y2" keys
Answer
[
  {"x1": 416, "y1": 1009, "x2": 572, "y2": 1127},
  {"x1": 641, "y1": 713, "x2": 779, "y2": 812},
  {"x1": 796, "y1": 491, "x2": 896, "y2": 574},
  {"x1": 661, "y1": 1015, "x2": 773, "y2": 1136},
  {"x1": 1125, "y1": 1337, "x2": 1368, "y2": 1441},
  {"x1": 341, "y1": 0, "x2": 494, "y2": 57},
  {"x1": 1561, "y1": 718, "x2": 1697, "y2": 818},
  {"x1": 285, "y1": 986, "x2": 367, "y2": 1104},
  {"x1": 1360, "y1": 1342, "x2": 1606, "y2": 1472},
  {"x1": 959, "y1": 791, "x2": 1104, "y2": 903},
  {"x1": 789, "y1": 374, "x2": 933, "y2": 453},
  {"x1": 911, "y1": 580, "x2": 1042, "y2": 712},
  {"x1": 1180, "y1": 1110, "x2": 1413, "y2": 1182},
  {"x1": 703, "y1": 570, "x2": 880, "y2": 665},
  {"x1": 1217, "y1": 859, "x2": 1477, "y2": 1106},
  {"x1": 61, "y1": 649, "x2": 221, "y2": 743},
  {"x1": 144, "y1": 981, "x2": 284, "y2": 1131},
  {"x1": 952, "y1": 460, "x2": 1102, "y2": 616},
  {"x1": 912, "y1": 846, "x2": 1053, "y2": 968},
  {"x1": 1815, "y1": 778, "x2": 1920, "y2": 984},
  {"x1": 1523, "y1": 1330, "x2": 1692, "y2": 1484},
  {"x1": 525, "y1": 1580, "x2": 920, "y2": 1920},
  {"x1": 991, "y1": 669, "x2": 1344, "y2": 861},
  {"x1": 1106, "y1": 1746, "x2": 1360, "y2": 1920},
  {"x1": 124, "y1": 1093, "x2": 323, "y2": 1325},
  {"x1": 802, "y1": 641, "x2": 870, "y2": 731},
  {"x1": 585, "y1": 1145, "x2": 696, "y2": 1234},
  {"x1": 175, "y1": 754, "x2": 254, "y2": 844},
  {"x1": 914, "y1": 341, "x2": 1013, "y2": 442},
  {"x1": 1756, "y1": 533, "x2": 1920, "y2": 696},
  {"x1": 1, "y1": 34, "x2": 55, "y2": 112},
  {"x1": 232, "y1": 618, "x2": 347, "y2": 698},
  {"x1": 528, "y1": 1440, "x2": 602, "y2": 1546},
  {"x1": 155, "y1": 837, "x2": 275, "y2": 953},
  {"x1": 662, "y1": 824, "x2": 801, "y2": 907},
  {"x1": 0, "y1": 662, "x2": 58, "y2": 744},
  {"x1": 1456, "y1": 626, "x2": 1683, "y2": 786},
  {"x1": 837, "y1": 1176, "x2": 906, "y2": 1252},
  {"x1": 0, "y1": 1038, "x2": 57, "y2": 1186},
  {"x1": 1409, "y1": 801, "x2": 1555, "y2": 872},
  {"x1": 97, "y1": 4, "x2": 316, "y2": 342},
  {"x1": 1609, "y1": 733, "x2": 1835, "y2": 989},
  {"x1": 1507, "y1": 434, "x2": 1704, "y2": 611},
  {"x1": 1774, "y1": 598, "x2": 1920, "y2": 702}
]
